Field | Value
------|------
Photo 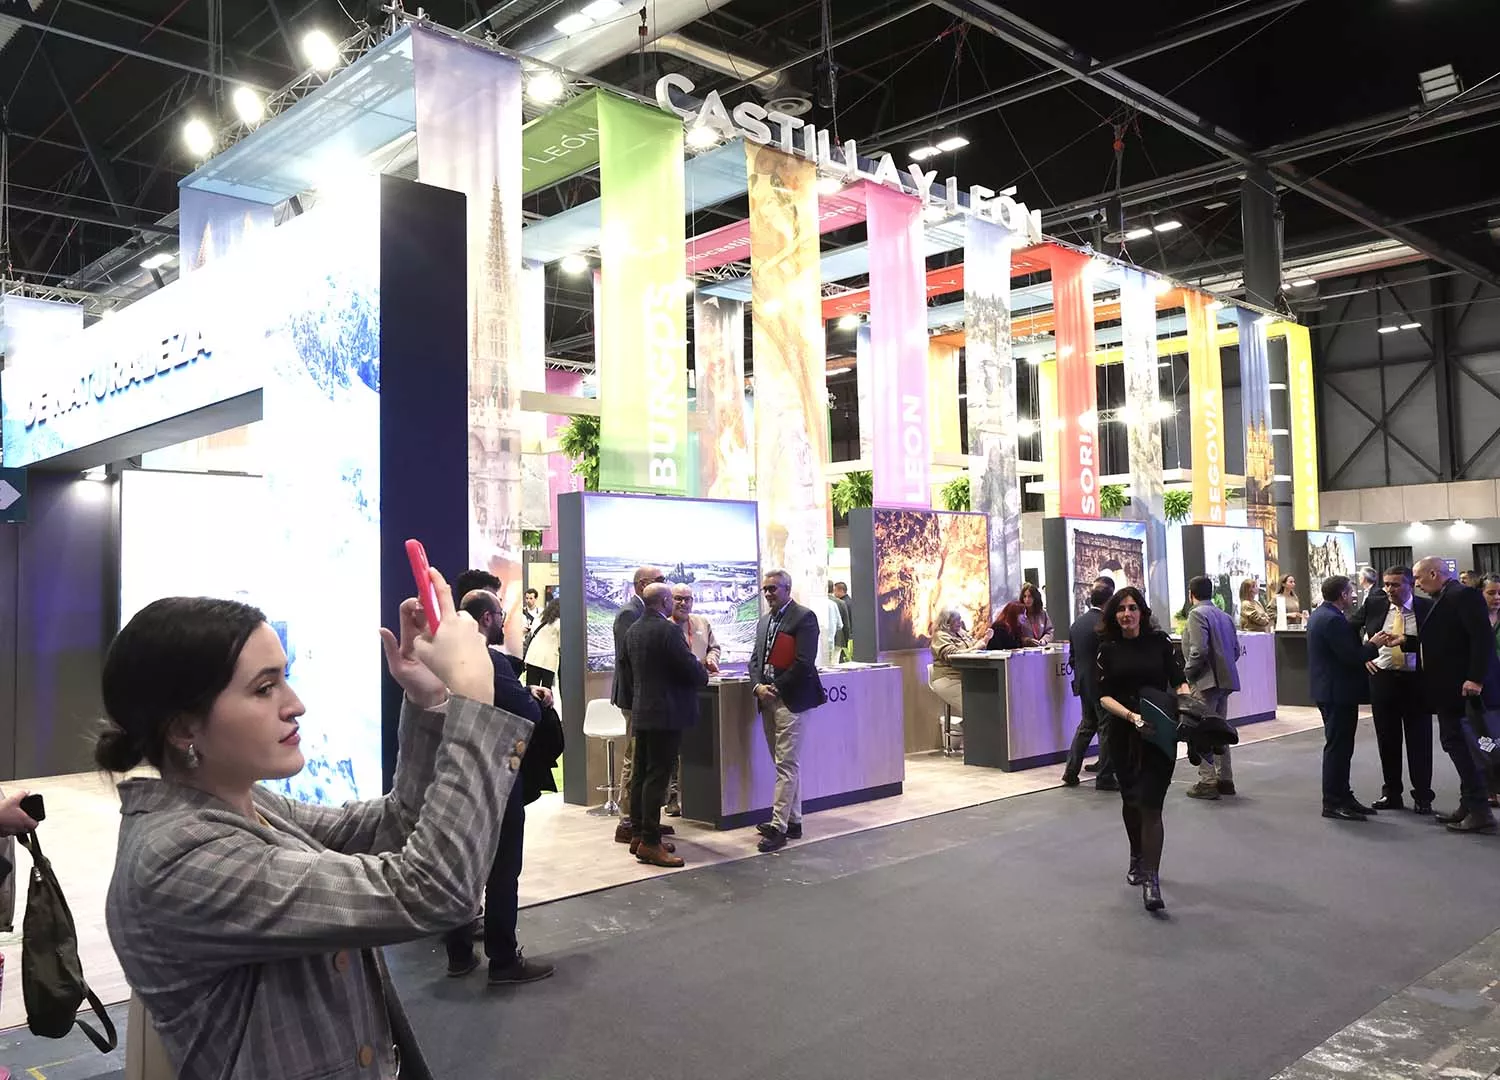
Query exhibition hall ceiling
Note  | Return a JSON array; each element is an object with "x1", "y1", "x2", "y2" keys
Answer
[{"x1": 3, "y1": 0, "x2": 1499, "y2": 344}]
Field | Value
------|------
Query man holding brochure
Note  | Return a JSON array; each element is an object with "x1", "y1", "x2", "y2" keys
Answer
[{"x1": 749, "y1": 569, "x2": 824, "y2": 853}]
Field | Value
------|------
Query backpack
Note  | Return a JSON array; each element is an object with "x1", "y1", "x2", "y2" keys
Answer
[{"x1": 16, "y1": 828, "x2": 117, "y2": 1052}]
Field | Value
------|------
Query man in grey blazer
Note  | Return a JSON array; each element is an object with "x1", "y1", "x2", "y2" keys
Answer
[
  {"x1": 748, "y1": 569, "x2": 824, "y2": 852},
  {"x1": 1183, "y1": 574, "x2": 1243, "y2": 800}
]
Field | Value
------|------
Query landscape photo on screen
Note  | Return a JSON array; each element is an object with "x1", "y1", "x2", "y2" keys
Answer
[
  {"x1": 1202, "y1": 525, "x2": 1266, "y2": 616},
  {"x1": 1065, "y1": 518, "x2": 1149, "y2": 618},
  {"x1": 1307, "y1": 530, "x2": 1356, "y2": 587},
  {"x1": 872, "y1": 509, "x2": 990, "y2": 652},
  {"x1": 583, "y1": 494, "x2": 760, "y2": 671}
]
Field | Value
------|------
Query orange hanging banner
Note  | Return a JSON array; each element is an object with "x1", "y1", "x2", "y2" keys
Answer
[
  {"x1": 1185, "y1": 291, "x2": 1226, "y2": 524},
  {"x1": 1050, "y1": 248, "x2": 1099, "y2": 517}
]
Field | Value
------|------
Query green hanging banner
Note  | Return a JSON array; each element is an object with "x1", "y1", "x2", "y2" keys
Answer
[
  {"x1": 520, "y1": 89, "x2": 601, "y2": 195},
  {"x1": 597, "y1": 93, "x2": 687, "y2": 494}
]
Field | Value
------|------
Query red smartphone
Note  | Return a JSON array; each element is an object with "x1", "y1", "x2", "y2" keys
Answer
[{"x1": 405, "y1": 539, "x2": 441, "y2": 635}]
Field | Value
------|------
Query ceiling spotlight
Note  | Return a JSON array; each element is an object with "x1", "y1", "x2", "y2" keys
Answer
[
  {"x1": 837, "y1": 314, "x2": 861, "y2": 330},
  {"x1": 935, "y1": 135, "x2": 969, "y2": 152},
  {"x1": 554, "y1": 12, "x2": 594, "y2": 34},
  {"x1": 140, "y1": 252, "x2": 176, "y2": 270},
  {"x1": 1418, "y1": 63, "x2": 1461, "y2": 106},
  {"x1": 1124, "y1": 227, "x2": 1152, "y2": 241},
  {"x1": 1152, "y1": 277, "x2": 1173, "y2": 297},
  {"x1": 1203, "y1": 200, "x2": 1229, "y2": 210},
  {"x1": 1376, "y1": 325, "x2": 1399, "y2": 334},
  {"x1": 231, "y1": 86, "x2": 264, "y2": 126},
  {"x1": 1153, "y1": 219, "x2": 1183, "y2": 233},
  {"x1": 301, "y1": 29, "x2": 340, "y2": 72},
  {"x1": 1291, "y1": 277, "x2": 1316, "y2": 288},
  {"x1": 527, "y1": 70, "x2": 566, "y2": 104},
  {"x1": 909, "y1": 146, "x2": 940, "y2": 162},
  {"x1": 816, "y1": 175, "x2": 843, "y2": 196},
  {"x1": 559, "y1": 253, "x2": 590, "y2": 275},
  {"x1": 182, "y1": 116, "x2": 215, "y2": 158},
  {"x1": 686, "y1": 123, "x2": 721, "y2": 149},
  {"x1": 581, "y1": 0, "x2": 621, "y2": 15},
  {"x1": 1400, "y1": 321, "x2": 1421, "y2": 330}
]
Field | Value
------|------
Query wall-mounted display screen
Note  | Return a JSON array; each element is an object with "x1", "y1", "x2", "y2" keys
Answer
[
  {"x1": 1202, "y1": 525, "x2": 1266, "y2": 616},
  {"x1": 872, "y1": 508, "x2": 990, "y2": 652},
  {"x1": 583, "y1": 494, "x2": 760, "y2": 671},
  {"x1": 1307, "y1": 530, "x2": 1357, "y2": 586},
  {"x1": 1064, "y1": 519, "x2": 1149, "y2": 619}
]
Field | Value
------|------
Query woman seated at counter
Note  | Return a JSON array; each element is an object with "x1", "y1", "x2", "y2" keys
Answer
[
  {"x1": 987, "y1": 602, "x2": 1028, "y2": 651},
  {"x1": 929, "y1": 608, "x2": 993, "y2": 713},
  {"x1": 1239, "y1": 578, "x2": 1272, "y2": 632},
  {"x1": 1276, "y1": 575, "x2": 1305, "y2": 626},
  {"x1": 1018, "y1": 583, "x2": 1054, "y2": 646}
]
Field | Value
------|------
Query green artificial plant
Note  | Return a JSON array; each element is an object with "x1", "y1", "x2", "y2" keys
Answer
[
  {"x1": 939, "y1": 475, "x2": 971, "y2": 512},
  {"x1": 1098, "y1": 483, "x2": 1128, "y2": 518},
  {"x1": 558, "y1": 415, "x2": 601, "y2": 492},
  {"x1": 830, "y1": 471, "x2": 874, "y2": 516},
  {"x1": 1163, "y1": 489, "x2": 1192, "y2": 524}
]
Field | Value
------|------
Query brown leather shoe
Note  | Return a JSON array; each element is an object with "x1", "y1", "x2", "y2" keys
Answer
[
  {"x1": 613, "y1": 821, "x2": 633, "y2": 844},
  {"x1": 635, "y1": 842, "x2": 685, "y2": 868},
  {"x1": 628, "y1": 837, "x2": 676, "y2": 855}
]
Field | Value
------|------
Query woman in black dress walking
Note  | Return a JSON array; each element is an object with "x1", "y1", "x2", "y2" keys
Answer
[{"x1": 1095, "y1": 587, "x2": 1189, "y2": 912}]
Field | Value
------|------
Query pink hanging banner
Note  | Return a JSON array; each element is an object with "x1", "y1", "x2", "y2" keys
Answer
[
  {"x1": 866, "y1": 184, "x2": 930, "y2": 508},
  {"x1": 686, "y1": 184, "x2": 870, "y2": 274},
  {"x1": 541, "y1": 368, "x2": 586, "y2": 552},
  {"x1": 1050, "y1": 247, "x2": 1100, "y2": 518}
]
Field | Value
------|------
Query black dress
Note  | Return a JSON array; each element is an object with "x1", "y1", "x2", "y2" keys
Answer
[{"x1": 1096, "y1": 630, "x2": 1186, "y2": 810}]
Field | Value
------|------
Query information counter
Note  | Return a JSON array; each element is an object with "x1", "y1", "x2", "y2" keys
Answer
[
  {"x1": 1227, "y1": 632, "x2": 1278, "y2": 723},
  {"x1": 679, "y1": 664, "x2": 905, "y2": 830},
  {"x1": 1275, "y1": 629, "x2": 1313, "y2": 707}
]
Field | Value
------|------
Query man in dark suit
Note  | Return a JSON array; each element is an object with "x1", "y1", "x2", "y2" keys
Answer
[
  {"x1": 749, "y1": 569, "x2": 825, "y2": 852},
  {"x1": 1413, "y1": 557, "x2": 1497, "y2": 833},
  {"x1": 610, "y1": 565, "x2": 665, "y2": 845},
  {"x1": 442, "y1": 590, "x2": 561, "y2": 985},
  {"x1": 1062, "y1": 578, "x2": 1117, "y2": 789},
  {"x1": 1307, "y1": 575, "x2": 1378, "y2": 820},
  {"x1": 1357, "y1": 566, "x2": 1435, "y2": 814},
  {"x1": 617, "y1": 583, "x2": 708, "y2": 867}
]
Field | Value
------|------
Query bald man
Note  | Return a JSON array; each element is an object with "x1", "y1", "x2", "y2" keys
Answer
[
  {"x1": 1413, "y1": 557, "x2": 1497, "y2": 832},
  {"x1": 617, "y1": 582, "x2": 708, "y2": 866},
  {"x1": 610, "y1": 565, "x2": 670, "y2": 843}
]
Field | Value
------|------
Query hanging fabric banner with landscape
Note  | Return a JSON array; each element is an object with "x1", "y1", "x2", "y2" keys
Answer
[
  {"x1": 693, "y1": 292, "x2": 752, "y2": 500},
  {"x1": 1238, "y1": 307, "x2": 1279, "y2": 583},
  {"x1": 520, "y1": 260, "x2": 550, "y2": 529},
  {"x1": 964, "y1": 216, "x2": 1021, "y2": 606},
  {"x1": 866, "y1": 184, "x2": 930, "y2": 509},
  {"x1": 597, "y1": 93, "x2": 688, "y2": 495},
  {"x1": 1120, "y1": 268, "x2": 1168, "y2": 607},
  {"x1": 1050, "y1": 247, "x2": 1100, "y2": 518},
  {"x1": 412, "y1": 26, "x2": 525, "y2": 652},
  {"x1": 747, "y1": 143, "x2": 828, "y2": 605},
  {"x1": 1185, "y1": 289, "x2": 1227, "y2": 525}
]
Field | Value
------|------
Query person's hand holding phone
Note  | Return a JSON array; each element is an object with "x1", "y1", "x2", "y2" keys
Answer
[{"x1": 381, "y1": 567, "x2": 494, "y2": 707}]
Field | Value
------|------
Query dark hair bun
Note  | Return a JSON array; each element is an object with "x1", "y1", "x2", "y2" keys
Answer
[{"x1": 95, "y1": 723, "x2": 144, "y2": 774}]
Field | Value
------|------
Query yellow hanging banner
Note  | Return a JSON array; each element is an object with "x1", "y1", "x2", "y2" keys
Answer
[
  {"x1": 1283, "y1": 322, "x2": 1321, "y2": 530},
  {"x1": 1185, "y1": 291, "x2": 1226, "y2": 524},
  {"x1": 928, "y1": 341, "x2": 962, "y2": 457}
]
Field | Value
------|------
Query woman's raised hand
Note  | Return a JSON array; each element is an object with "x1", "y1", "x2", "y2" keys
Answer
[{"x1": 380, "y1": 568, "x2": 494, "y2": 707}]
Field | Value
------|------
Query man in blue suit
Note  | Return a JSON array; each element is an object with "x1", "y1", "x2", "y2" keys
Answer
[{"x1": 1307, "y1": 574, "x2": 1377, "y2": 820}]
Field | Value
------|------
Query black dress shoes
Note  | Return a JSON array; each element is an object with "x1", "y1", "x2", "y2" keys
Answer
[
  {"x1": 1322, "y1": 806, "x2": 1366, "y2": 821},
  {"x1": 1095, "y1": 776, "x2": 1121, "y2": 791},
  {"x1": 1061, "y1": 772, "x2": 1081, "y2": 787},
  {"x1": 1346, "y1": 798, "x2": 1377, "y2": 816},
  {"x1": 1371, "y1": 795, "x2": 1404, "y2": 811},
  {"x1": 756, "y1": 821, "x2": 802, "y2": 840},
  {"x1": 1435, "y1": 807, "x2": 1466, "y2": 824},
  {"x1": 1413, "y1": 802, "x2": 1433, "y2": 816},
  {"x1": 1084, "y1": 762, "x2": 1102, "y2": 774}
]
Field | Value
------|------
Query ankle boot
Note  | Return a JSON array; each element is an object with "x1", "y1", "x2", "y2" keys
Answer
[
  {"x1": 1142, "y1": 872, "x2": 1164, "y2": 912},
  {"x1": 1126, "y1": 856, "x2": 1143, "y2": 886}
]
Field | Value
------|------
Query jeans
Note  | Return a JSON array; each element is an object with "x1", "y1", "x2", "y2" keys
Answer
[
  {"x1": 443, "y1": 779, "x2": 525, "y2": 966},
  {"x1": 761, "y1": 700, "x2": 805, "y2": 831},
  {"x1": 629, "y1": 729, "x2": 683, "y2": 845},
  {"x1": 1064, "y1": 699, "x2": 1113, "y2": 780},
  {"x1": 1318, "y1": 700, "x2": 1359, "y2": 809},
  {"x1": 1369, "y1": 670, "x2": 1434, "y2": 804},
  {"x1": 1436, "y1": 706, "x2": 1494, "y2": 817}
]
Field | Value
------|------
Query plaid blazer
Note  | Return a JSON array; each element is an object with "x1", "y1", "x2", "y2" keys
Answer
[{"x1": 107, "y1": 696, "x2": 533, "y2": 1080}]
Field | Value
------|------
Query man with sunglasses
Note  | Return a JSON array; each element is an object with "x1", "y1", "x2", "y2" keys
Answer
[
  {"x1": 611, "y1": 566, "x2": 675, "y2": 845},
  {"x1": 749, "y1": 569, "x2": 824, "y2": 852}
]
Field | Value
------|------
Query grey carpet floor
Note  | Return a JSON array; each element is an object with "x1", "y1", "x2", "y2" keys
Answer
[{"x1": 387, "y1": 723, "x2": 1500, "y2": 1080}]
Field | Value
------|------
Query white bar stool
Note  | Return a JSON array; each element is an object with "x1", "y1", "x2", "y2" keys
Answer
[{"x1": 583, "y1": 699, "x2": 628, "y2": 816}]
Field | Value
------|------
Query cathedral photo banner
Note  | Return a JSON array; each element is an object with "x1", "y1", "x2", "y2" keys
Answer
[
  {"x1": 597, "y1": 93, "x2": 688, "y2": 495},
  {"x1": 693, "y1": 292, "x2": 751, "y2": 500},
  {"x1": 1120, "y1": 268, "x2": 1169, "y2": 609},
  {"x1": 1050, "y1": 248, "x2": 1099, "y2": 518},
  {"x1": 866, "y1": 183, "x2": 930, "y2": 509},
  {"x1": 1284, "y1": 322, "x2": 1322, "y2": 530},
  {"x1": 1238, "y1": 307, "x2": 1278, "y2": 582},
  {"x1": 411, "y1": 26, "x2": 526, "y2": 652},
  {"x1": 747, "y1": 143, "x2": 828, "y2": 606},
  {"x1": 1185, "y1": 290, "x2": 1226, "y2": 525}
]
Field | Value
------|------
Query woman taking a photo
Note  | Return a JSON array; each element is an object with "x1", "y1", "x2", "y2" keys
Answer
[
  {"x1": 100, "y1": 571, "x2": 533, "y2": 1080},
  {"x1": 1018, "y1": 582, "x2": 1054, "y2": 646},
  {"x1": 1240, "y1": 578, "x2": 1272, "y2": 632},
  {"x1": 1095, "y1": 587, "x2": 1189, "y2": 913}
]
